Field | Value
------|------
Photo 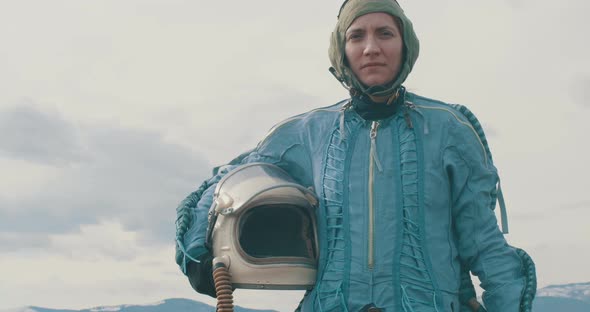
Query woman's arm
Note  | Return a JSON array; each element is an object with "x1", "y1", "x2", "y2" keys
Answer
[
  {"x1": 445, "y1": 117, "x2": 525, "y2": 312},
  {"x1": 174, "y1": 118, "x2": 313, "y2": 297}
]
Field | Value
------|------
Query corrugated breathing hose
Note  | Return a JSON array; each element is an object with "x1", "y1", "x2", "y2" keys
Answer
[{"x1": 213, "y1": 261, "x2": 234, "y2": 312}]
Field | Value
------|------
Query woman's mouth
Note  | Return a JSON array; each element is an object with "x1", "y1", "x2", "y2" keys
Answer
[{"x1": 361, "y1": 62, "x2": 385, "y2": 69}]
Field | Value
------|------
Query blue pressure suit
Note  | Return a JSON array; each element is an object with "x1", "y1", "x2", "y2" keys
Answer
[
  {"x1": 176, "y1": 91, "x2": 532, "y2": 311},
  {"x1": 175, "y1": 0, "x2": 535, "y2": 311}
]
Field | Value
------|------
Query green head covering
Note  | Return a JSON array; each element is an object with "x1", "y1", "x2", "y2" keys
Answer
[{"x1": 329, "y1": 0, "x2": 420, "y2": 98}]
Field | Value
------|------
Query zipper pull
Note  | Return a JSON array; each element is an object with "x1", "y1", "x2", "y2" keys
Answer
[
  {"x1": 339, "y1": 99, "x2": 352, "y2": 143},
  {"x1": 341, "y1": 99, "x2": 353, "y2": 112},
  {"x1": 404, "y1": 101, "x2": 415, "y2": 129},
  {"x1": 404, "y1": 101, "x2": 429, "y2": 134},
  {"x1": 404, "y1": 110, "x2": 414, "y2": 129},
  {"x1": 370, "y1": 121, "x2": 383, "y2": 172}
]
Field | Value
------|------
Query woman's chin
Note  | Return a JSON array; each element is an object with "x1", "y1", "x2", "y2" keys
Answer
[{"x1": 359, "y1": 76, "x2": 395, "y2": 88}]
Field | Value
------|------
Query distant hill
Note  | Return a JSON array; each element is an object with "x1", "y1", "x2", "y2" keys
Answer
[
  {"x1": 536, "y1": 281, "x2": 590, "y2": 303},
  {"x1": 533, "y1": 282, "x2": 590, "y2": 312},
  {"x1": 4, "y1": 282, "x2": 590, "y2": 312},
  {"x1": 533, "y1": 296, "x2": 590, "y2": 312},
  {"x1": 4, "y1": 298, "x2": 277, "y2": 312}
]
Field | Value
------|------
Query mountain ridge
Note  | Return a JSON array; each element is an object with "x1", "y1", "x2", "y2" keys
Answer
[
  {"x1": 536, "y1": 281, "x2": 590, "y2": 303},
  {"x1": 2, "y1": 298, "x2": 277, "y2": 312},
  {"x1": 4, "y1": 282, "x2": 590, "y2": 312}
]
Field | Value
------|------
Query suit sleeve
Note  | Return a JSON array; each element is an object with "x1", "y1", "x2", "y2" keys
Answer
[{"x1": 444, "y1": 120, "x2": 524, "y2": 312}]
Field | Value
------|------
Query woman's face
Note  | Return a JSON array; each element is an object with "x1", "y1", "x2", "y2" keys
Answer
[{"x1": 344, "y1": 12, "x2": 403, "y2": 87}]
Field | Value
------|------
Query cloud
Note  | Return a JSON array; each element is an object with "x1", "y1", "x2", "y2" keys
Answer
[
  {"x1": 48, "y1": 221, "x2": 143, "y2": 261},
  {"x1": 561, "y1": 200, "x2": 590, "y2": 212},
  {"x1": 503, "y1": 0, "x2": 528, "y2": 9},
  {"x1": 0, "y1": 87, "x2": 323, "y2": 255},
  {"x1": 0, "y1": 232, "x2": 51, "y2": 253},
  {"x1": 0, "y1": 101, "x2": 84, "y2": 166},
  {"x1": 0, "y1": 242, "x2": 210, "y2": 310},
  {"x1": 480, "y1": 123, "x2": 498, "y2": 138},
  {"x1": 224, "y1": 83, "x2": 322, "y2": 144},
  {"x1": 0, "y1": 104, "x2": 211, "y2": 252},
  {"x1": 175, "y1": 82, "x2": 324, "y2": 164},
  {"x1": 0, "y1": 221, "x2": 139, "y2": 260},
  {"x1": 0, "y1": 231, "x2": 303, "y2": 311},
  {"x1": 571, "y1": 75, "x2": 590, "y2": 108}
]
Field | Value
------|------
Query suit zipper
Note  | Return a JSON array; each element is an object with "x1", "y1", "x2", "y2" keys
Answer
[{"x1": 368, "y1": 121, "x2": 381, "y2": 270}]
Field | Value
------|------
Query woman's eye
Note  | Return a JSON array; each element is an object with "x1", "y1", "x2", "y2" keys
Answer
[
  {"x1": 347, "y1": 32, "x2": 363, "y2": 41},
  {"x1": 380, "y1": 31, "x2": 394, "y2": 37}
]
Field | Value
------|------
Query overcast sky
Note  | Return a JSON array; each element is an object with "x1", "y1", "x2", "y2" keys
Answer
[{"x1": 1, "y1": 0, "x2": 589, "y2": 310}]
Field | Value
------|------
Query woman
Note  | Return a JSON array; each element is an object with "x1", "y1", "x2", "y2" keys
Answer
[{"x1": 175, "y1": 0, "x2": 535, "y2": 311}]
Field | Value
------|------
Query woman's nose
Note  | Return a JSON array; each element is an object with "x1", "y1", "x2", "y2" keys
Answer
[{"x1": 363, "y1": 36, "x2": 380, "y2": 56}]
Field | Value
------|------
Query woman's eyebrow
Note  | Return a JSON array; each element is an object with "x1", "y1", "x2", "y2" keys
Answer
[
  {"x1": 346, "y1": 28, "x2": 365, "y2": 34},
  {"x1": 347, "y1": 24, "x2": 396, "y2": 34},
  {"x1": 376, "y1": 25, "x2": 396, "y2": 31}
]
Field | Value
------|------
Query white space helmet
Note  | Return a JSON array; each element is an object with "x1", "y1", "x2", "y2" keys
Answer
[{"x1": 208, "y1": 163, "x2": 318, "y2": 290}]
